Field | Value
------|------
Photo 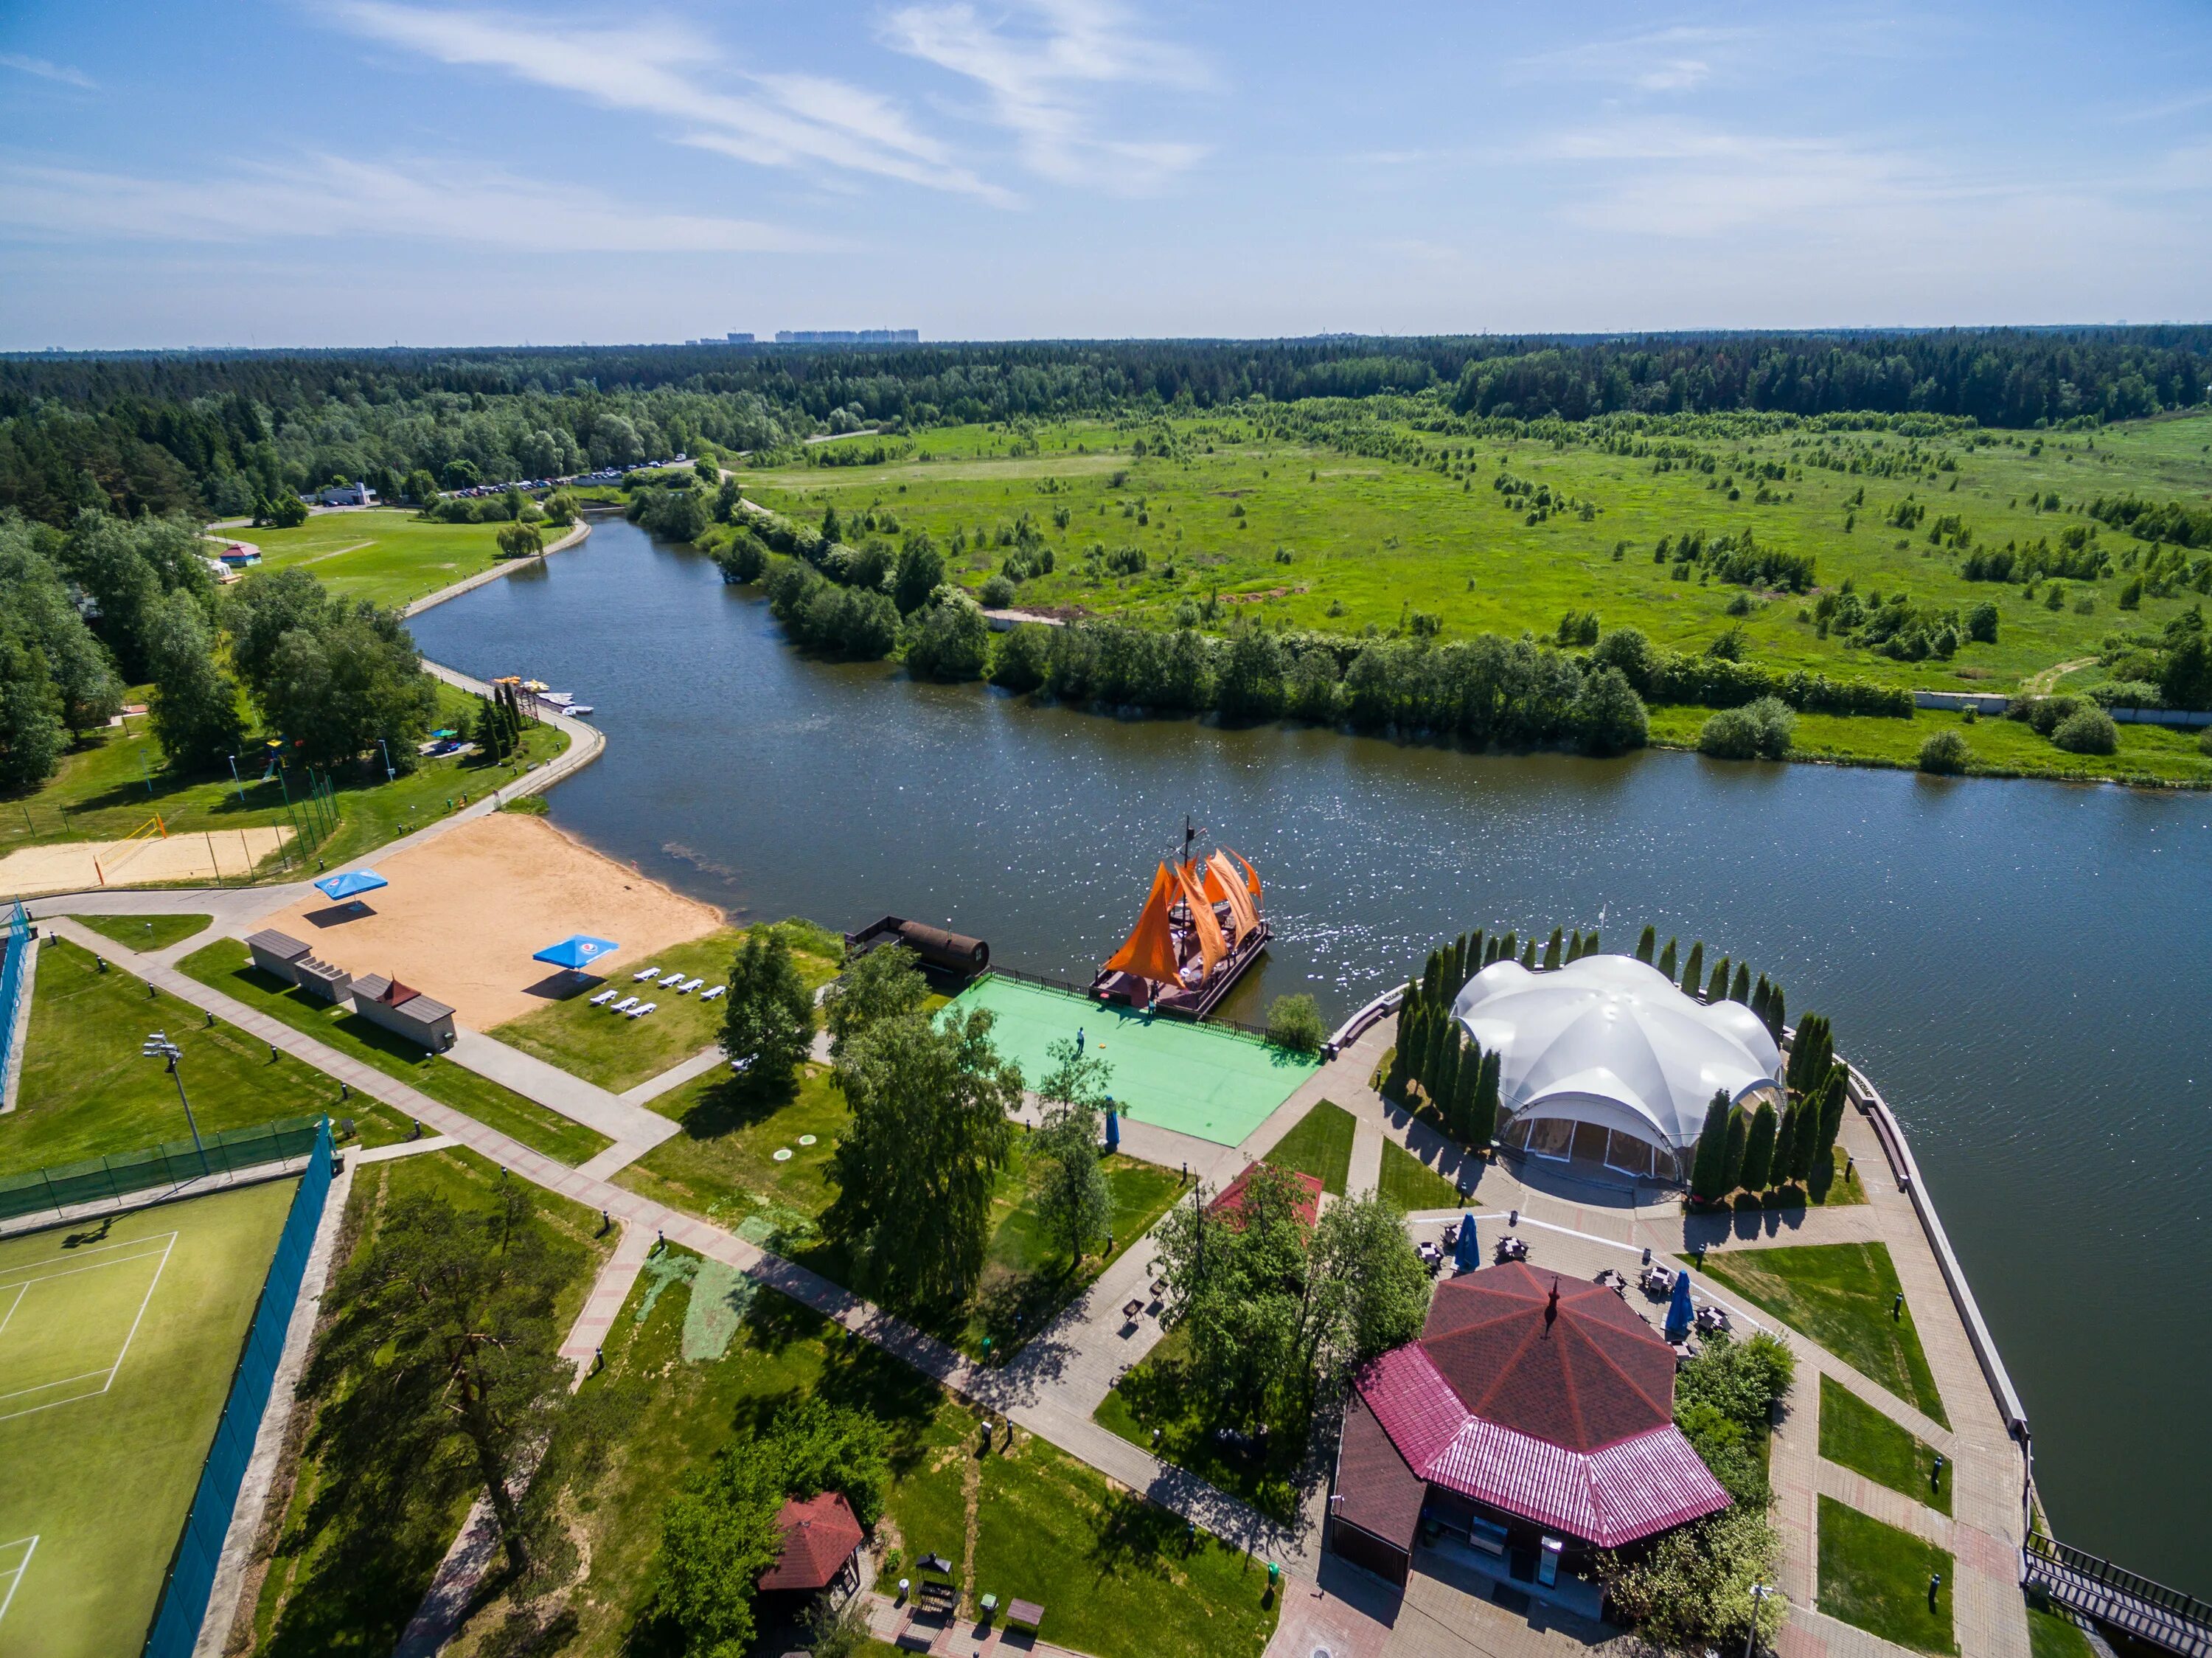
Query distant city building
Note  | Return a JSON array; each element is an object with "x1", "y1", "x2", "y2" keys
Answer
[
  {"x1": 773, "y1": 329, "x2": 919, "y2": 344},
  {"x1": 726, "y1": 331, "x2": 754, "y2": 343}
]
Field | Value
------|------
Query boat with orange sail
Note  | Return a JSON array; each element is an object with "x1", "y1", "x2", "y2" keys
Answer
[{"x1": 1090, "y1": 819, "x2": 1270, "y2": 1019}]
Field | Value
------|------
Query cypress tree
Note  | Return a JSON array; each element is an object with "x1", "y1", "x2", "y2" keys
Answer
[
  {"x1": 1499, "y1": 931, "x2": 1517, "y2": 965},
  {"x1": 1707, "y1": 955, "x2": 1731, "y2": 1003},
  {"x1": 1722, "y1": 1106, "x2": 1749, "y2": 1193},
  {"x1": 1582, "y1": 929, "x2": 1599, "y2": 957},
  {"x1": 1812, "y1": 1064, "x2": 1848, "y2": 1166},
  {"x1": 1774, "y1": 1101, "x2": 1801, "y2": 1183},
  {"x1": 1731, "y1": 962, "x2": 1751, "y2": 1004},
  {"x1": 1385, "y1": 988, "x2": 1421, "y2": 1097},
  {"x1": 1688, "y1": 1092, "x2": 1731, "y2": 1202},
  {"x1": 1787, "y1": 1013, "x2": 1833, "y2": 1095},
  {"x1": 1766, "y1": 982, "x2": 1787, "y2": 1044},
  {"x1": 1636, "y1": 925, "x2": 1657, "y2": 964},
  {"x1": 1751, "y1": 974, "x2": 1772, "y2": 1026},
  {"x1": 1658, "y1": 937, "x2": 1678, "y2": 979},
  {"x1": 1464, "y1": 931, "x2": 1484, "y2": 986},
  {"x1": 1739, "y1": 1100, "x2": 1778, "y2": 1191},
  {"x1": 1432, "y1": 1032, "x2": 1464, "y2": 1131},
  {"x1": 1682, "y1": 942, "x2": 1705, "y2": 997},
  {"x1": 1423, "y1": 1004, "x2": 1455, "y2": 1097},
  {"x1": 1520, "y1": 936, "x2": 1537, "y2": 968},
  {"x1": 1451, "y1": 932, "x2": 1469, "y2": 991},
  {"x1": 1451, "y1": 1037, "x2": 1482, "y2": 1142},
  {"x1": 1469, "y1": 1050, "x2": 1501, "y2": 1151},
  {"x1": 1787, "y1": 1089, "x2": 1821, "y2": 1183},
  {"x1": 1401, "y1": 999, "x2": 1429, "y2": 1092},
  {"x1": 1421, "y1": 949, "x2": 1444, "y2": 1013},
  {"x1": 1543, "y1": 927, "x2": 1563, "y2": 969}
]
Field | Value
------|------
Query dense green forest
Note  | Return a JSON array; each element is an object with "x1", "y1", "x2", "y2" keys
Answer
[{"x1": 4, "y1": 329, "x2": 2208, "y2": 527}]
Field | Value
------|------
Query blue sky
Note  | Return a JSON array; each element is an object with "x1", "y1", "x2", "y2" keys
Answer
[{"x1": 3, "y1": 1, "x2": 2209, "y2": 347}]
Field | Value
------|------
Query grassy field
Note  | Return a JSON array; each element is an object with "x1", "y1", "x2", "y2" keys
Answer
[
  {"x1": 65, "y1": 912, "x2": 212, "y2": 953},
  {"x1": 490, "y1": 923, "x2": 842, "y2": 1092},
  {"x1": 1818, "y1": 1495, "x2": 1958, "y2": 1654},
  {"x1": 743, "y1": 412, "x2": 2212, "y2": 786},
  {"x1": 4, "y1": 937, "x2": 408, "y2": 1174},
  {"x1": 440, "y1": 1254, "x2": 1276, "y2": 1658},
  {"x1": 1378, "y1": 1135, "x2": 1463, "y2": 1210},
  {"x1": 0, "y1": 1178, "x2": 297, "y2": 1658},
  {"x1": 218, "y1": 510, "x2": 520, "y2": 610},
  {"x1": 248, "y1": 1145, "x2": 609, "y2": 1657},
  {"x1": 1820, "y1": 1375, "x2": 1952, "y2": 1516},
  {"x1": 2025, "y1": 1597, "x2": 2098, "y2": 1658},
  {"x1": 0, "y1": 682, "x2": 568, "y2": 876},
  {"x1": 1262, "y1": 1099, "x2": 1356, "y2": 1195},
  {"x1": 175, "y1": 943, "x2": 613, "y2": 1165},
  {"x1": 1093, "y1": 1324, "x2": 1307, "y2": 1523},
  {"x1": 1698, "y1": 1241, "x2": 1947, "y2": 1426}
]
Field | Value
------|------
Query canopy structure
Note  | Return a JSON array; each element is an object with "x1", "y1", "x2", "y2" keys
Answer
[
  {"x1": 533, "y1": 934, "x2": 619, "y2": 971},
  {"x1": 1451, "y1": 954, "x2": 1782, "y2": 1182},
  {"x1": 313, "y1": 868, "x2": 388, "y2": 902}
]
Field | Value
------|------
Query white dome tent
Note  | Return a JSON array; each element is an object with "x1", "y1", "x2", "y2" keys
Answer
[{"x1": 1450, "y1": 954, "x2": 1784, "y2": 1182}]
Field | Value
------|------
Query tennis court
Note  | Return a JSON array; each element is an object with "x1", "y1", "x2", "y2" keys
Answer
[
  {"x1": 945, "y1": 975, "x2": 1315, "y2": 1148},
  {"x1": 0, "y1": 1179, "x2": 295, "y2": 1658}
]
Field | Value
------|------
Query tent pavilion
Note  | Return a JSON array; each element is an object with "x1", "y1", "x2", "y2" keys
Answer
[{"x1": 1450, "y1": 954, "x2": 1783, "y2": 1183}]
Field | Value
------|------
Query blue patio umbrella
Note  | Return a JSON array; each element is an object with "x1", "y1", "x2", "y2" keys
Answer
[
  {"x1": 1105, "y1": 1103, "x2": 1121, "y2": 1154},
  {"x1": 313, "y1": 868, "x2": 388, "y2": 902},
  {"x1": 1453, "y1": 1213, "x2": 1481, "y2": 1273},
  {"x1": 533, "y1": 934, "x2": 619, "y2": 971},
  {"x1": 1665, "y1": 1266, "x2": 1696, "y2": 1343}
]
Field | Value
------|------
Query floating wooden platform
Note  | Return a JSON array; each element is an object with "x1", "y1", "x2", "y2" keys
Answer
[{"x1": 1091, "y1": 918, "x2": 1269, "y2": 1021}]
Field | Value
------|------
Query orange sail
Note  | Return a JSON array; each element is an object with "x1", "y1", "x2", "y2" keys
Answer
[
  {"x1": 1102, "y1": 862, "x2": 1183, "y2": 985},
  {"x1": 1175, "y1": 860, "x2": 1228, "y2": 978},
  {"x1": 1208, "y1": 850, "x2": 1257, "y2": 940},
  {"x1": 1228, "y1": 847, "x2": 1264, "y2": 914}
]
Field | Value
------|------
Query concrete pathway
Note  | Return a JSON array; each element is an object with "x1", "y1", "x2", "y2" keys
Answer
[
  {"x1": 444, "y1": 1028, "x2": 680, "y2": 1149},
  {"x1": 558, "y1": 1220, "x2": 657, "y2": 1372},
  {"x1": 616, "y1": 1043, "x2": 726, "y2": 1107},
  {"x1": 1346, "y1": 1114, "x2": 1386, "y2": 1198}
]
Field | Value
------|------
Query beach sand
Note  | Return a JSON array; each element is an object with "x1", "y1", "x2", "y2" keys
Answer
[
  {"x1": 259, "y1": 813, "x2": 722, "y2": 1027},
  {"x1": 0, "y1": 826, "x2": 295, "y2": 897}
]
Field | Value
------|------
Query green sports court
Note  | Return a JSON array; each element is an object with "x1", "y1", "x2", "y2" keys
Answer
[
  {"x1": 945, "y1": 975, "x2": 1316, "y2": 1148},
  {"x1": 0, "y1": 1179, "x2": 296, "y2": 1658}
]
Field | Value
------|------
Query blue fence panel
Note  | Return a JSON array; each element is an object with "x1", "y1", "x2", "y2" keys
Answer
[
  {"x1": 142, "y1": 1115, "x2": 335, "y2": 1658},
  {"x1": 0, "y1": 902, "x2": 28, "y2": 1090}
]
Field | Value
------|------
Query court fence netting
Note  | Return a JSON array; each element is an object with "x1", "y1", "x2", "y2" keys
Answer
[
  {"x1": 0, "y1": 1114, "x2": 327, "y2": 1225},
  {"x1": 144, "y1": 1114, "x2": 336, "y2": 1658},
  {"x1": 0, "y1": 901, "x2": 28, "y2": 1092}
]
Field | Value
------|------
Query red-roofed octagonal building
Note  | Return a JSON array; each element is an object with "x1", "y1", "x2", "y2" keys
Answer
[{"x1": 1329, "y1": 1262, "x2": 1728, "y2": 1595}]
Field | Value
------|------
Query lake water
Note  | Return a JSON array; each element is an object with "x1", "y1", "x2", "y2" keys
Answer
[{"x1": 411, "y1": 516, "x2": 2212, "y2": 1586}]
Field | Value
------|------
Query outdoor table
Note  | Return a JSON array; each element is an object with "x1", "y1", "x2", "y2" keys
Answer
[
  {"x1": 1123, "y1": 1298, "x2": 1145, "y2": 1319},
  {"x1": 1007, "y1": 1598, "x2": 1046, "y2": 1631}
]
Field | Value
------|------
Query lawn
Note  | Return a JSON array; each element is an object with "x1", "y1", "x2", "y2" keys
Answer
[
  {"x1": 176, "y1": 942, "x2": 613, "y2": 1165},
  {"x1": 4, "y1": 937, "x2": 408, "y2": 1176},
  {"x1": 490, "y1": 922, "x2": 843, "y2": 1093},
  {"x1": 66, "y1": 912, "x2": 212, "y2": 953},
  {"x1": 1817, "y1": 1496, "x2": 1958, "y2": 1655},
  {"x1": 1820, "y1": 1375, "x2": 1952, "y2": 1516},
  {"x1": 439, "y1": 1255, "x2": 1276, "y2": 1658},
  {"x1": 1378, "y1": 1135, "x2": 1463, "y2": 1211},
  {"x1": 220, "y1": 510, "x2": 519, "y2": 611},
  {"x1": 1093, "y1": 1324, "x2": 1307, "y2": 1524},
  {"x1": 0, "y1": 1178, "x2": 297, "y2": 1658},
  {"x1": 744, "y1": 411, "x2": 2212, "y2": 789},
  {"x1": 1697, "y1": 1241, "x2": 1947, "y2": 1426},
  {"x1": 1262, "y1": 1098, "x2": 1356, "y2": 1195},
  {"x1": 1, "y1": 681, "x2": 568, "y2": 874},
  {"x1": 247, "y1": 1145, "x2": 610, "y2": 1658},
  {"x1": 2025, "y1": 1597, "x2": 2098, "y2": 1658}
]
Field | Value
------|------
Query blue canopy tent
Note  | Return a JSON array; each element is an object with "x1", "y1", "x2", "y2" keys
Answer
[
  {"x1": 1104, "y1": 1103, "x2": 1121, "y2": 1155},
  {"x1": 1453, "y1": 1212, "x2": 1480, "y2": 1273},
  {"x1": 1664, "y1": 1268, "x2": 1696, "y2": 1344},
  {"x1": 313, "y1": 868, "x2": 388, "y2": 903},
  {"x1": 534, "y1": 935, "x2": 619, "y2": 973}
]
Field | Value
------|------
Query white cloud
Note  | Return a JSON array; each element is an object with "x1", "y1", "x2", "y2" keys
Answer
[
  {"x1": 880, "y1": 0, "x2": 1207, "y2": 192},
  {"x1": 1510, "y1": 26, "x2": 1749, "y2": 95},
  {"x1": 0, "y1": 155, "x2": 823, "y2": 252},
  {"x1": 323, "y1": 1, "x2": 1010, "y2": 201},
  {"x1": 0, "y1": 52, "x2": 95, "y2": 89}
]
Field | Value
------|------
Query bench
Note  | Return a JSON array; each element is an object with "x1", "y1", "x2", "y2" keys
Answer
[{"x1": 1006, "y1": 1598, "x2": 1045, "y2": 1631}]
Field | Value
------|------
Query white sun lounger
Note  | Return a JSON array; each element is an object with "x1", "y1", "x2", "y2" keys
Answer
[
  {"x1": 633, "y1": 966, "x2": 662, "y2": 982},
  {"x1": 701, "y1": 985, "x2": 726, "y2": 1001},
  {"x1": 612, "y1": 996, "x2": 639, "y2": 1013},
  {"x1": 628, "y1": 1001, "x2": 657, "y2": 1019},
  {"x1": 589, "y1": 989, "x2": 617, "y2": 1007},
  {"x1": 675, "y1": 977, "x2": 703, "y2": 993}
]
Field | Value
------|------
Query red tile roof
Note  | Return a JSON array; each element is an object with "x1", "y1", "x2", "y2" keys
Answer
[
  {"x1": 1208, "y1": 1164, "x2": 1324, "y2": 1229},
  {"x1": 757, "y1": 1491, "x2": 864, "y2": 1592},
  {"x1": 1351, "y1": 1263, "x2": 1729, "y2": 1547}
]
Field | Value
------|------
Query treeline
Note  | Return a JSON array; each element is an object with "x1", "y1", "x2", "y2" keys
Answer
[
  {"x1": 1686, "y1": 1015, "x2": 1849, "y2": 1205},
  {"x1": 2087, "y1": 494, "x2": 2212, "y2": 550}
]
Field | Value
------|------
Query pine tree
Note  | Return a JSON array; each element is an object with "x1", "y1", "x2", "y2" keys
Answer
[
  {"x1": 1688, "y1": 1092, "x2": 1731, "y2": 1202},
  {"x1": 1543, "y1": 927, "x2": 1563, "y2": 969},
  {"x1": 1707, "y1": 956, "x2": 1731, "y2": 1003},
  {"x1": 1740, "y1": 1100, "x2": 1778, "y2": 1190},
  {"x1": 1722, "y1": 1106, "x2": 1749, "y2": 1193},
  {"x1": 1682, "y1": 942, "x2": 1704, "y2": 996},
  {"x1": 1469, "y1": 1051, "x2": 1501, "y2": 1151},
  {"x1": 1658, "y1": 937, "x2": 1678, "y2": 979},
  {"x1": 1636, "y1": 925, "x2": 1657, "y2": 964},
  {"x1": 1731, "y1": 962, "x2": 1751, "y2": 1004},
  {"x1": 1765, "y1": 982, "x2": 1787, "y2": 1044}
]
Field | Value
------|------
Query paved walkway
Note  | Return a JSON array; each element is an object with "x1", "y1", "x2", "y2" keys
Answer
[
  {"x1": 616, "y1": 1043, "x2": 725, "y2": 1106},
  {"x1": 444, "y1": 1027, "x2": 680, "y2": 1150},
  {"x1": 558, "y1": 1220, "x2": 657, "y2": 1371}
]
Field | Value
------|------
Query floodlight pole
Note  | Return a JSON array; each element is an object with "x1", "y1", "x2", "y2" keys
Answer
[{"x1": 145, "y1": 1034, "x2": 210, "y2": 1176}]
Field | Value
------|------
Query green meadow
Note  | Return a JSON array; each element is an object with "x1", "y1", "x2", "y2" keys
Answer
[{"x1": 214, "y1": 510, "x2": 523, "y2": 610}]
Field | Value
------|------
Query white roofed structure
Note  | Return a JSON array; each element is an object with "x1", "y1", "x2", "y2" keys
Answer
[{"x1": 1450, "y1": 954, "x2": 1782, "y2": 1182}]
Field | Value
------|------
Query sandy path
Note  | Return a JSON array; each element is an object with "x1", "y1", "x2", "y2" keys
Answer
[
  {"x1": 0, "y1": 826, "x2": 295, "y2": 897},
  {"x1": 257, "y1": 813, "x2": 722, "y2": 1027}
]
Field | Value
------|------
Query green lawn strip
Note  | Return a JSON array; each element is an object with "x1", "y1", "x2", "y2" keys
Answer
[
  {"x1": 3, "y1": 938, "x2": 407, "y2": 1174},
  {"x1": 175, "y1": 943, "x2": 612, "y2": 1165},
  {"x1": 1377, "y1": 1135, "x2": 1462, "y2": 1211},
  {"x1": 0, "y1": 1177, "x2": 296, "y2": 1658},
  {"x1": 490, "y1": 923, "x2": 841, "y2": 1092},
  {"x1": 2025, "y1": 1597, "x2": 2099, "y2": 1658},
  {"x1": 1, "y1": 680, "x2": 568, "y2": 871},
  {"x1": 1711, "y1": 1145, "x2": 1869, "y2": 1213},
  {"x1": 248, "y1": 1145, "x2": 610, "y2": 1657},
  {"x1": 226, "y1": 510, "x2": 516, "y2": 610},
  {"x1": 1820, "y1": 1376, "x2": 1952, "y2": 1516},
  {"x1": 1698, "y1": 1241, "x2": 1947, "y2": 1426},
  {"x1": 1262, "y1": 1099, "x2": 1356, "y2": 1195},
  {"x1": 1093, "y1": 1324, "x2": 1304, "y2": 1524},
  {"x1": 1817, "y1": 1495, "x2": 1958, "y2": 1655},
  {"x1": 66, "y1": 912, "x2": 213, "y2": 953}
]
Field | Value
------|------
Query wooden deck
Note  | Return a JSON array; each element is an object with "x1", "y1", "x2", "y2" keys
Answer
[{"x1": 1090, "y1": 920, "x2": 1268, "y2": 1021}]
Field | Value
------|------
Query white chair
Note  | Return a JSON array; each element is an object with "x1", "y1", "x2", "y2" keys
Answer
[
  {"x1": 589, "y1": 989, "x2": 616, "y2": 1007},
  {"x1": 613, "y1": 996, "x2": 639, "y2": 1013},
  {"x1": 633, "y1": 966, "x2": 661, "y2": 982}
]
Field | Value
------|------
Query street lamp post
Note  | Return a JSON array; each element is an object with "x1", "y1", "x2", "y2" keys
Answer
[
  {"x1": 143, "y1": 1033, "x2": 210, "y2": 1176},
  {"x1": 1745, "y1": 1584, "x2": 1774, "y2": 1658}
]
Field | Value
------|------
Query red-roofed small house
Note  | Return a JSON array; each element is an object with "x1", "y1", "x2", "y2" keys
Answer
[
  {"x1": 1207, "y1": 1164, "x2": 1324, "y2": 1231},
  {"x1": 1328, "y1": 1262, "x2": 1728, "y2": 1604},
  {"x1": 757, "y1": 1491, "x2": 864, "y2": 1596}
]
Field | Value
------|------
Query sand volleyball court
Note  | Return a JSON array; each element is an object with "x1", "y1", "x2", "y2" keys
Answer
[
  {"x1": 0, "y1": 825, "x2": 296, "y2": 897},
  {"x1": 256, "y1": 812, "x2": 723, "y2": 1027}
]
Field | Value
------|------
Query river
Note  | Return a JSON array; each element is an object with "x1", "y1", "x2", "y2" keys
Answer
[{"x1": 410, "y1": 516, "x2": 2212, "y2": 1586}]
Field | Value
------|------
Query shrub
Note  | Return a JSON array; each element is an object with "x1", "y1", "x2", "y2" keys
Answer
[
  {"x1": 902, "y1": 594, "x2": 991, "y2": 681},
  {"x1": 1917, "y1": 729, "x2": 1969, "y2": 774},
  {"x1": 2051, "y1": 706, "x2": 2118, "y2": 755},
  {"x1": 711, "y1": 528, "x2": 769, "y2": 584},
  {"x1": 2201, "y1": 726, "x2": 2212, "y2": 757},
  {"x1": 1697, "y1": 696, "x2": 1795, "y2": 760},
  {"x1": 1965, "y1": 601, "x2": 1999, "y2": 642},
  {"x1": 495, "y1": 521, "x2": 544, "y2": 560},
  {"x1": 979, "y1": 573, "x2": 1016, "y2": 608},
  {"x1": 1573, "y1": 665, "x2": 1649, "y2": 755},
  {"x1": 1267, "y1": 993, "x2": 1326, "y2": 1055},
  {"x1": 990, "y1": 623, "x2": 1053, "y2": 693}
]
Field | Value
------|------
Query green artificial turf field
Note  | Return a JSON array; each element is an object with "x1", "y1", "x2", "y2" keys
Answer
[
  {"x1": 0, "y1": 1178, "x2": 296, "y2": 1658},
  {"x1": 942, "y1": 976, "x2": 1313, "y2": 1148}
]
